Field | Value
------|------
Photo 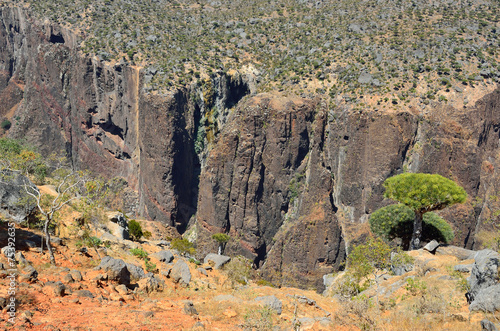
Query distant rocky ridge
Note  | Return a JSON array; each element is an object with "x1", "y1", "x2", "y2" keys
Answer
[{"x1": 1, "y1": 5, "x2": 500, "y2": 289}]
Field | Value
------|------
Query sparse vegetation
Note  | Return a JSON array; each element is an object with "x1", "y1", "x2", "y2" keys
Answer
[
  {"x1": 170, "y1": 238, "x2": 195, "y2": 256},
  {"x1": 11, "y1": 0, "x2": 498, "y2": 107},
  {"x1": 128, "y1": 219, "x2": 144, "y2": 241}
]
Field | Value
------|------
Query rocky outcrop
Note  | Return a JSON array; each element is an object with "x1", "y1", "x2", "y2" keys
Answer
[
  {"x1": 467, "y1": 249, "x2": 500, "y2": 312},
  {"x1": 0, "y1": 170, "x2": 37, "y2": 223}
]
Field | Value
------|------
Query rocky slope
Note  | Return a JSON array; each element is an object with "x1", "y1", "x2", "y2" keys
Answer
[{"x1": 1, "y1": 4, "x2": 500, "y2": 289}]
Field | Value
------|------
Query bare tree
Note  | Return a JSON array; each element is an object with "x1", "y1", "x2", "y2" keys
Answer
[{"x1": 22, "y1": 169, "x2": 84, "y2": 265}]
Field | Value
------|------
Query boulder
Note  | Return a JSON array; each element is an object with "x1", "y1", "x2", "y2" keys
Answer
[
  {"x1": 183, "y1": 301, "x2": 198, "y2": 315},
  {"x1": 43, "y1": 281, "x2": 66, "y2": 297},
  {"x1": 171, "y1": 260, "x2": 191, "y2": 286},
  {"x1": 423, "y1": 240, "x2": 440, "y2": 253},
  {"x1": 481, "y1": 319, "x2": 498, "y2": 331},
  {"x1": 126, "y1": 263, "x2": 146, "y2": 282},
  {"x1": 204, "y1": 254, "x2": 231, "y2": 269},
  {"x1": 73, "y1": 290, "x2": 94, "y2": 298},
  {"x1": 97, "y1": 256, "x2": 130, "y2": 284},
  {"x1": 1, "y1": 246, "x2": 14, "y2": 259},
  {"x1": 151, "y1": 250, "x2": 174, "y2": 263},
  {"x1": 467, "y1": 250, "x2": 500, "y2": 312},
  {"x1": 0, "y1": 170, "x2": 37, "y2": 223},
  {"x1": 470, "y1": 285, "x2": 500, "y2": 312},
  {"x1": 107, "y1": 222, "x2": 129, "y2": 241},
  {"x1": 436, "y1": 246, "x2": 474, "y2": 260},
  {"x1": 391, "y1": 251, "x2": 414, "y2": 276},
  {"x1": 69, "y1": 270, "x2": 83, "y2": 282},
  {"x1": 137, "y1": 274, "x2": 164, "y2": 293},
  {"x1": 255, "y1": 295, "x2": 282, "y2": 315},
  {"x1": 454, "y1": 264, "x2": 473, "y2": 273}
]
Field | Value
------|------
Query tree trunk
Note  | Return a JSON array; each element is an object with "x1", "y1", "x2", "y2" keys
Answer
[
  {"x1": 44, "y1": 218, "x2": 56, "y2": 265},
  {"x1": 410, "y1": 211, "x2": 423, "y2": 250}
]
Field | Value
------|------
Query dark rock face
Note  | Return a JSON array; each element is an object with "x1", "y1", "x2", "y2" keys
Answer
[
  {"x1": 0, "y1": 171, "x2": 37, "y2": 223},
  {"x1": 3, "y1": 6, "x2": 500, "y2": 290}
]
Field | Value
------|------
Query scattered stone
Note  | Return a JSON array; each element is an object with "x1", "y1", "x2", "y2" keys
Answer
[
  {"x1": 20, "y1": 266, "x2": 38, "y2": 282},
  {"x1": 204, "y1": 254, "x2": 231, "y2": 269},
  {"x1": 107, "y1": 213, "x2": 129, "y2": 240},
  {"x1": 63, "y1": 273, "x2": 74, "y2": 283},
  {"x1": 73, "y1": 290, "x2": 94, "y2": 298},
  {"x1": 70, "y1": 270, "x2": 83, "y2": 282},
  {"x1": 454, "y1": 264, "x2": 473, "y2": 273},
  {"x1": 137, "y1": 274, "x2": 164, "y2": 293},
  {"x1": 43, "y1": 281, "x2": 66, "y2": 297},
  {"x1": 97, "y1": 256, "x2": 130, "y2": 284},
  {"x1": 255, "y1": 295, "x2": 282, "y2": 315},
  {"x1": 0, "y1": 297, "x2": 7, "y2": 309},
  {"x1": 391, "y1": 251, "x2": 414, "y2": 276},
  {"x1": 423, "y1": 240, "x2": 440, "y2": 253},
  {"x1": 152, "y1": 250, "x2": 174, "y2": 263},
  {"x1": 197, "y1": 267, "x2": 208, "y2": 276},
  {"x1": 223, "y1": 308, "x2": 237, "y2": 318},
  {"x1": 50, "y1": 237, "x2": 63, "y2": 246},
  {"x1": 126, "y1": 263, "x2": 146, "y2": 282},
  {"x1": 358, "y1": 72, "x2": 373, "y2": 85},
  {"x1": 171, "y1": 260, "x2": 191, "y2": 286},
  {"x1": 109, "y1": 292, "x2": 124, "y2": 302},
  {"x1": 115, "y1": 284, "x2": 128, "y2": 295},
  {"x1": 481, "y1": 319, "x2": 498, "y2": 331},
  {"x1": 298, "y1": 317, "x2": 315, "y2": 329},
  {"x1": 161, "y1": 267, "x2": 172, "y2": 278},
  {"x1": 193, "y1": 322, "x2": 205, "y2": 329},
  {"x1": 183, "y1": 301, "x2": 198, "y2": 315},
  {"x1": 139, "y1": 311, "x2": 155, "y2": 318},
  {"x1": 1, "y1": 246, "x2": 14, "y2": 258},
  {"x1": 436, "y1": 246, "x2": 474, "y2": 260}
]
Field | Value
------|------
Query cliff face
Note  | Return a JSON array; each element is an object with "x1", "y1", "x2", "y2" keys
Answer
[{"x1": 2, "y1": 6, "x2": 500, "y2": 290}]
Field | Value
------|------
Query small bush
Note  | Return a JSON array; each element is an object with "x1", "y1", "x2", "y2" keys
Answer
[
  {"x1": 223, "y1": 255, "x2": 252, "y2": 286},
  {"x1": 85, "y1": 236, "x2": 102, "y2": 247},
  {"x1": 145, "y1": 259, "x2": 157, "y2": 273},
  {"x1": 1, "y1": 119, "x2": 11, "y2": 130},
  {"x1": 128, "y1": 220, "x2": 143, "y2": 241},
  {"x1": 130, "y1": 247, "x2": 148, "y2": 259},
  {"x1": 242, "y1": 307, "x2": 274, "y2": 331},
  {"x1": 170, "y1": 238, "x2": 195, "y2": 256},
  {"x1": 405, "y1": 277, "x2": 427, "y2": 296}
]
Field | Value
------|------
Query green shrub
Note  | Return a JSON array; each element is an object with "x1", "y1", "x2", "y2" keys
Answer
[
  {"x1": 130, "y1": 247, "x2": 148, "y2": 259},
  {"x1": 369, "y1": 204, "x2": 454, "y2": 247},
  {"x1": 242, "y1": 307, "x2": 274, "y2": 330},
  {"x1": 170, "y1": 238, "x2": 195, "y2": 256},
  {"x1": 222, "y1": 255, "x2": 252, "y2": 286},
  {"x1": 128, "y1": 220, "x2": 143, "y2": 241},
  {"x1": 145, "y1": 259, "x2": 157, "y2": 273},
  {"x1": 85, "y1": 236, "x2": 102, "y2": 247},
  {"x1": 1, "y1": 120, "x2": 11, "y2": 130}
]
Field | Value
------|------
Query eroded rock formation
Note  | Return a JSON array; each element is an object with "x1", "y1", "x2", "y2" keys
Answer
[{"x1": 2, "y1": 5, "x2": 500, "y2": 289}]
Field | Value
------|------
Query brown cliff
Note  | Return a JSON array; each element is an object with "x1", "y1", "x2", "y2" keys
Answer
[{"x1": 1, "y1": 5, "x2": 500, "y2": 289}]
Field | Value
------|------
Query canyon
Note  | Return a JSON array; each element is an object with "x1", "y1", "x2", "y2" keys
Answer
[{"x1": 1, "y1": 5, "x2": 500, "y2": 290}]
